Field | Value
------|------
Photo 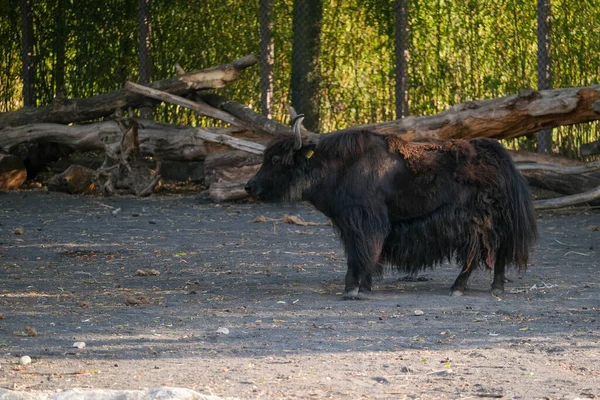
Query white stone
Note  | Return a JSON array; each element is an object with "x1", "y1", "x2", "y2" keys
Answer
[{"x1": 19, "y1": 356, "x2": 31, "y2": 365}]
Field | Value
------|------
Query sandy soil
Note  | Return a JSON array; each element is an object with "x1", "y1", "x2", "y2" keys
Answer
[{"x1": 1, "y1": 191, "x2": 599, "y2": 399}]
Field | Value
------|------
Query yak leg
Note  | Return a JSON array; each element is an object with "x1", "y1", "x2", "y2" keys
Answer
[
  {"x1": 491, "y1": 249, "x2": 507, "y2": 296},
  {"x1": 359, "y1": 259, "x2": 384, "y2": 293},
  {"x1": 450, "y1": 265, "x2": 474, "y2": 297},
  {"x1": 359, "y1": 273, "x2": 372, "y2": 293},
  {"x1": 343, "y1": 237, "x2": 384, "y2": 300}
]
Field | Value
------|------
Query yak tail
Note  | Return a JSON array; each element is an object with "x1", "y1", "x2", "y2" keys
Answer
[
  {"x1": 491, "y1": 140, "x2": 538, "y2": 269},
  {"x1": 473, "y1": 139, "x2": 538, "y2": 270}
]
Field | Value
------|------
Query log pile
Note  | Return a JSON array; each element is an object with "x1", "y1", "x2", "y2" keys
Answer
[{"x1": 1, "y1": 55, "x2": 600, "y2": 209}]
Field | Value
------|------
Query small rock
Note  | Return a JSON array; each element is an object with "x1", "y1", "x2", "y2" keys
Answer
[
  {"x1": 125, "y1": 295, "x2": 150, "y2": 306},
  {"x1": 19, "y1": 356, "x2": 32, "y2": 365},
  {"x1": 136, "y1": 269, "x2": 160, "y2": 276},
  {"x1": 13, "y1": 227, "x2": 24, "y2": 235},
  {"x1": 216, "y1": 327, "x2": 230, "y2": 335},
  {"x1": 373, "y1": 376, "x2": 389, "y2": 384},
  {"x1": 72, "y1": 342, "x2": 86, "y2": 349},
  {"x1": 0, "y1": 313, "x2": 4, "y2": 320},
  {"x1": 414, "y1": 309, "x2": 424, "y2": 316},
  {"x1": 24, "y1": 325, "x2": 38, "y2": 336}
]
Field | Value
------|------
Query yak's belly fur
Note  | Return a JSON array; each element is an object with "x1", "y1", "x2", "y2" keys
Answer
[{"x1": 381, "y1": 205, "x2": 489, "y2": 274}]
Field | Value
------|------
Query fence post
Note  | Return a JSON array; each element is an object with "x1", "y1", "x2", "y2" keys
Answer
[
  {"x1": 537, "y1": 0, "x2": 552, "y2": 153},
  {"x1": 259, "y1": 0, "x2": 274, "y2": 119},
  {"x1": 138, "y1": 0, "x2": 153, "y2": 119},
  {"x1": 395, "y1": 0, "x2": 409, "y2": 119}
]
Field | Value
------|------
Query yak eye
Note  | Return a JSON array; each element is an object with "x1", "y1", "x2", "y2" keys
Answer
[{"x1": 271, "y1": 155, "x2": 282, "y2": 164}]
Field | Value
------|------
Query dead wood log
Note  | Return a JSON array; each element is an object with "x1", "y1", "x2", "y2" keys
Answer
[
  {"x1": 47, "y1": 118, "x2": 162, "y2": 196},
  {"x1": 204, "y1": 150, "x2": 262, "y2": 202},
  {"x1": 209, "y1": 180, "x2": 250, "y2": 203},
  {"x1": 341, "y1": 86, "x2": 600, "y2": 142},
  {"x1": 199, "y1": 93, "x2": 296, "y2": 136},
  {"x1": 509, "y1": 150, "x2": 583, "y2": 166},
  {"x1": 534, "y1": 184, "x2": 600, "y2": 210},
  {"x1": 204, "y1": 150, "x2": 262, "y2": 187},
  {"x1": 517, "y1": 161, "x2": 600, "y2": 174},
  {"x1": 0, "y1": 153, "x2": 27, "y2": 190},
  {"x1": 0, "y1": 55, "x2": 257, "y2": 128},
  {"x1": 48, "y1": 165, "x2": 97, "y2": 194},
  {"x1": 521, "y1": 169, "x2": 600, "y2": 196},
  {"x1": 580, "y1": 138, "x2": 600, "y2": 157},
  {"x1": 124, "y1": 81, "x2": 254, "y2": 129},
  {"x1": 0, "y1": 120, "x2": 267, "y2": 161}
]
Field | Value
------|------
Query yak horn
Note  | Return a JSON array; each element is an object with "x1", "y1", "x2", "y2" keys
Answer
[{"x1": 292, "y1": 114, "x2": 305, "y2": 151}]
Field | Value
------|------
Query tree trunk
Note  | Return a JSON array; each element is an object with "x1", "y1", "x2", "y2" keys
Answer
[
  {"x1": 395, "y1": 0, "x2": 409, "y2": 119},
  {"x1": 341, "y1": 86, "x2": 600, "y2": 142},
  {"x1": 259, "y1": 0, "x2": 274, "y2": 119},
  {"x1": 48, "y1": 164, "x2": 96, "y2": 194},
  {"x1": 534, "y1": 185, "x2": 600, "y2": 210},
  {"x1": 0, "y1": 55, "x2": 257, "y2": 128},
  {"x1": 53, "y1": 0, "x2": 67, "y2": 97},
  {"x1": 137, "y1": 0, "x2": 153, "y2": 119},
  {"x1": 521, "y1": 169, "x2": 600, "y2": 196},
  {"x1": 204, "y1": 151, "x2": 262, "y2": 203},
  {"x1": 0, "y1": 121, "x2": 268, "y2": 161},
  {"x1": 580, "y1": 138, "x2": 600, "y2": 157},
  {"x1": 0, "y1": 153, "x2": 27, "y2": 190},
  {"x1": 536, "y1": 0, "x2": 552, "y2": 153},
  {"x1": 20, "y1": 0, "x2": 35, "y2": 107},
  {"x1": 204, "y1": 150, "x2": 262, "y2": 187},
  {"x1": 291, "y1": 0, "x2": 323, "y2": 132}
]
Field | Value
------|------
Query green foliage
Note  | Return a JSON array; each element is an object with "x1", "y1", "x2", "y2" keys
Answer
[{"x1": 0, "y1": 0, "x2": 598, "y2": 157}]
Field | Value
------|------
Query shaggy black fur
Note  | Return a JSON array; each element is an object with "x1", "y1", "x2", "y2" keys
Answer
[{"x1": 245, "y1": 130, "x2": 538, "y2": 298}]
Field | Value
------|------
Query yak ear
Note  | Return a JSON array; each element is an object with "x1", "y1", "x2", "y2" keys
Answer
[{"x1": 298, "y1": 142, "x2": 317, "y2": 160}]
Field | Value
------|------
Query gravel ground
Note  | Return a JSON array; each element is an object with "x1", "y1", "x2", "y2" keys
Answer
[{"x1": 0, "y1": 191, "x2": 599, "y2": 399}]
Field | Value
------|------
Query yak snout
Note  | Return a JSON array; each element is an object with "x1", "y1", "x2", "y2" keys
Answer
[{"x1": 245, "y1": 178, "x2": 258, "y2": 197}]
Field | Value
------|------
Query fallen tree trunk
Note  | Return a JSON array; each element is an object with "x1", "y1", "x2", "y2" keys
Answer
[
  {"x1": 0, "y1": 55, "x2": 257, "y2": 128},
  {"x1": 0, "y1": 120, "x2": 267, "y2": 161},
  {"x1": 580, "y1": 138, "x2": 600, "y2": 157},
  {"x1": 534, "y1": 184, "x2": 600, "y2": 210},
  {"x1": 342, "y1": 86, "x2": 600, "y2": 141},
  {"x1": 124, "y1": 81, "x2": 254, "y2": 130},
  {"x1": 509, "y1": 150, "x2": 584, "y2": 166},
  {"x1": 0, "y1": 153, "x2": 27, "y2": 190},
  {"x1": 521, "y1": 169, "x2": 600, "y2": 196}
]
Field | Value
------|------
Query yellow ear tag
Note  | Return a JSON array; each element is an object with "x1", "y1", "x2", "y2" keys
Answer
[{"x1": 305, "y1": 149, "x2": 315, "y2": 159}]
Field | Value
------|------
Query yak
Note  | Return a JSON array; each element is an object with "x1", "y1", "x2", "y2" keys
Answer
[{"x1": 245, "y1": 116, "x2": 538, "y2": 299}]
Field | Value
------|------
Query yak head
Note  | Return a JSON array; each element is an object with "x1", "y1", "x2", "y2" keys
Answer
[{"x1": 245, "y1": 115, "x2": 317, "y2": 202}]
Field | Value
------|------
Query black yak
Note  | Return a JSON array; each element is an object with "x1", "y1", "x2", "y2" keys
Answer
[{"x1": 245, "y1": 116, "x2": 537, "y2": 299}]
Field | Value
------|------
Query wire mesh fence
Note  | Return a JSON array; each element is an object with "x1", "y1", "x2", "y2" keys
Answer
[{"x1": 0, "y1": 0, "x2": 598, "y2": 157}]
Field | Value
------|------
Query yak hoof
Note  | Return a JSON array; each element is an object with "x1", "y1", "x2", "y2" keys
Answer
[
  {"x1": 450, "y1": 290, "x2": 464, "y2": 297},
  {"x1": 343, "y1": 288, "x2": 367, "y2": 300},
  {"x1": 491, "y1": 287, "x2": 504, "y2": 296}
]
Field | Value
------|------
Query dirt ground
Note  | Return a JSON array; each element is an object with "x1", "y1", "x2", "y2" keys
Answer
[{"x1": 1, "y1": 191, "x2": 599, "y2": 399}]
